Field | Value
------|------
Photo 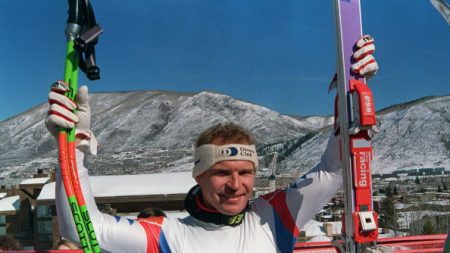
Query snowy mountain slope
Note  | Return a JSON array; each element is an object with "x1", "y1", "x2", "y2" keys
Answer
[
  {"x1": 0, "y1": 90, "x2": 309, "y2": 184},
  {"x1": 89, "y1": 91, "x2": 310, "y2": 151},
  {"x1": 372, "y1": 96, "x2": 450, "y2": 173},
  {"x1": 278, "y1": 95, "x2": 450, "y2": 175},
  {"x1": 0, "y1": 91, "x2": 448, "y2": 185},
  {"x1": 290, "y1": 115, "x2": 334, "y2": 131}
]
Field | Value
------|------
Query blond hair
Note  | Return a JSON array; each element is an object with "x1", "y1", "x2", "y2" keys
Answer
[{"x1": 195, "y1": 122, "x2": 254, "y2": 147}]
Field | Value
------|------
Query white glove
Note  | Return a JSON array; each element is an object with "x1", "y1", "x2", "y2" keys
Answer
[
  {"x1": 329, "y1": 35, "x2": 378, "y2": 92},
  {"x1": 45, "y1": 81, "x2": 97, "y2": 155},
  {"x1": 351, "y1": 35, "x2": 378, "y2": 79}
]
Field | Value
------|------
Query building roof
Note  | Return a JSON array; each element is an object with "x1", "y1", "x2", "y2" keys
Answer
[
  {"x1": 38, "y1": 172, "x2": 196, "y2": 201},
  {"x1": 20, "y1": 177, "x2": 50, "y2": 185},
  {"x1": 0, "y1": 195, "x2": 20, "y2": 214},
  {"x1": 301, "y1": 220, "x2": 342, "y2": 237},
  {"x1": 302, "y1": 220, "x2": 326, "y2": 237}
]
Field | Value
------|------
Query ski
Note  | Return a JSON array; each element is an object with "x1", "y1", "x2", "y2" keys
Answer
[{"x1": 332, "y1": 1, "x2": 379, "y2": 252}]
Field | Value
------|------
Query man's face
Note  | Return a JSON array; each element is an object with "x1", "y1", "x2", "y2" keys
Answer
[{"x1": 195, "y1": 159, "x2": 255, "y2": 215}]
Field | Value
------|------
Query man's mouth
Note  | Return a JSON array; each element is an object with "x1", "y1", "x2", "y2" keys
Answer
[{"x1": 219, "y1": 194, "x2": 243, "y2": 203}]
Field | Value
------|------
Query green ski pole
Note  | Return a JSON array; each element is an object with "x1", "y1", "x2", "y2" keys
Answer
[{"x1": 57, "y1": 0, "x2": 102, "y2": 252}]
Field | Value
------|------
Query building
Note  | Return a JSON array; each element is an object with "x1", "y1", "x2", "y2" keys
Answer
[
  {"x1": 0, "y1": 195, "x2": 20, "y2": 235},
  {"x1": 0, "y1": 169, "x2": 50, "y2": 250},
  {"x1": 0, "y1": 170, "x2": 195, "y2": 250},
  {"x1": 36, "y1": 171, "x2": 196, "y2": 250}
]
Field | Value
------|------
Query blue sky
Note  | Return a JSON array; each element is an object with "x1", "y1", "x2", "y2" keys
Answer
[{"x1": 0, "y1": 0, "x2": 449, "y2": 121}]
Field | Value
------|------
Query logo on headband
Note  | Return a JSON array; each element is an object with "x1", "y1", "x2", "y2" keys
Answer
[
  {"x1": 218, "y1": 146, "x2": 255, "y2": 157},
  {"x1": 219, "y1": 147, "x2": 238, "y2": 157},
  {"x1": 239, "y1": 147, "x2": 255, "y2": 157}
]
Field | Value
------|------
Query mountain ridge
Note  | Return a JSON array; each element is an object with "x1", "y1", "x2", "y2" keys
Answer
[{"x1": 0, "y1": 90, "x2": 448, "y2": 185}]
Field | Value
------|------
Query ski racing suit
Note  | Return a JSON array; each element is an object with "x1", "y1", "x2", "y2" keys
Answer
[{"x1": 56, "y1": 134, "x2": 343, "y2": 253}]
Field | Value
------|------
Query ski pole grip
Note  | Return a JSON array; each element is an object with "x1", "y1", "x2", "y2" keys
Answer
[{"x1": 67, "y1": 0, "x2": 82, "y2": 25}]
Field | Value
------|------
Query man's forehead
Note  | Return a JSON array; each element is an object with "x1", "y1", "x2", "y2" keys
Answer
[{"x1": 210, "y1": 160, "x2": 255, "y2": 170}]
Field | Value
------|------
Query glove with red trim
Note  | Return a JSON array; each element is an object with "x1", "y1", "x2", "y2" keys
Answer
[
  {"x1": 328, "y1": 35, "x2": 378, "y2": 92},
  {"x1": 351, "y1": 35, "x2": 378, "y2": 79},
  {"x1": 45, "y1": 81, "x2": 97, "y2": 155}
]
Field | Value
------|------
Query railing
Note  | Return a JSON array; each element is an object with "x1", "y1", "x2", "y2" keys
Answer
[
  {"x1": 4, "y1": 234, "x2": 447, "y2": 253},
  {"x1": 293, "y1": 234, "x2": 446, "y2": 253}
]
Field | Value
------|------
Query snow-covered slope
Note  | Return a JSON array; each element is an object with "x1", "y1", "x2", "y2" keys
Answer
[
  {"x1": 281, "y1": 96, "x2": 450, "y2": 174},
  {"x1": 0, "y1": 90, "x2": 309, "y2": 184},
  {"x1": 0, "y1": 91, "x2": 449, "y2": 185}
]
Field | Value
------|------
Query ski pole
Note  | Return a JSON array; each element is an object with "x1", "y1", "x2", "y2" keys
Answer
[
  {"x1": 59, "y1": 46, "x2": 95, "y2": 253},
  {"x1": 58, "y1": 0, "x2": 102, "y2": 252}
]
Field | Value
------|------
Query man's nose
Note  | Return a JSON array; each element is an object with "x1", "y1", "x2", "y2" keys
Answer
[{"x1": 226, "y1": 173, "x2": 240, "y2": 190}]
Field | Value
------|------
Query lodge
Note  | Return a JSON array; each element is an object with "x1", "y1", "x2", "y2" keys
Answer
[{"x1": 0, "y1": 169, "x2": 195, "y2": 250}]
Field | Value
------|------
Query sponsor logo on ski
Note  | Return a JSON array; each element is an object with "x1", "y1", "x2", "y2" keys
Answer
[
  {"x1": 364, "y1": 95, "x2": 373, "y2": 113},
  {"x1": 357, "y1": 151, "x2": 371, "y2": 187}
]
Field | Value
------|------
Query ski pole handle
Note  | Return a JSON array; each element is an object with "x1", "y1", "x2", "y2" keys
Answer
[{"x1": 67, "y1": 0, "x2": 82, "y2": 25}]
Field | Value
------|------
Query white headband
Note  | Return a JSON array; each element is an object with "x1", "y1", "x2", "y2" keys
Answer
[{"x1": 192, "y1": 144, "x2": 259, "y2": 178}]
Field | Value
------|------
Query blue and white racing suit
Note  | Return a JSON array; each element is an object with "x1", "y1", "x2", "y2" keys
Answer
[{"x1": 56, "y1": 135, "x2": 343, "y2": 253}]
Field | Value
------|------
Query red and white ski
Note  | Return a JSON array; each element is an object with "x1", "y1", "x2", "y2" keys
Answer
[{"x1": 333, "y1": 1, "x2": 379, "y2": 252}]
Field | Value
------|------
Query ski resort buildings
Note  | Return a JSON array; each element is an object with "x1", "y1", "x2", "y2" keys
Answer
[
  {"x1": 0, "y1": 169, "x2": 196, "y2": 250},
  {"x1": 0, "y1": 167, "x2": 448, "y2": 250}
]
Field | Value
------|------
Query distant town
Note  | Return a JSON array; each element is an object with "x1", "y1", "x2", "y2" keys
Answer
[
  {"x1": 256, "y1": 166, "x2": 450, "y2": 240},
  {"x1": 0, "y1": 166, "x2": 448, "y2": 250}
]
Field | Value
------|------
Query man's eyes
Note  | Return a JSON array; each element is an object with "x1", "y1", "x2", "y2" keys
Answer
[
  {"x1": 213, "y1": 170, "x2": 229, "y2": 176},
  {"x1": 239, "y1": 170, "x2": 254, "y2": 175},
  {"x1": 212, "y1": 169, "x2": 254, "y2": 176}
]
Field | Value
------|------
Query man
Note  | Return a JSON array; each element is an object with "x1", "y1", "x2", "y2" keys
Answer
[
  {"x1": 46, "y1": 36, "x2": 378, "y2": 253},
  {"x1": 54, "y1": 238, "x2": 80, "y2": 250},
  {"x1": 137, "y1": 208, "x2": 167, "y2": 219},
  {"x1": 0, "y1": 235, "x2": 21, "y2": 251}
]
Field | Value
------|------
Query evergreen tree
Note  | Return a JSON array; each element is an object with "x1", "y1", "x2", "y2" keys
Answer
[
  {"x1": 385, "y1": 184, "x2": 393, "y2": 197},
  {"x1": 421, "y1": 217, "x2": 435, "y2": 235},
  {"x1": 437, "y1": 185, "x2": 442, "y2": 192},
  {"x1": 415, "y1": 176, "x2": 420, "y2": 184},
  {"x1": 393, "y1": 185, "x2": 399, "y2": 195},
  {"x1": 379, "y1": 185, "x2": 398, "y2": 230}
]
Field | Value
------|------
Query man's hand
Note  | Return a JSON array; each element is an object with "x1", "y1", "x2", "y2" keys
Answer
[
  {"x1": 329, "y1": 35, "x2": 378, "y2": 92},
  {"x1": 45, "y1": 81, "x2": 97, "y2": 155},
  {"x1": 351, "y1": 35, "x2": 378, "y2": 79}
]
